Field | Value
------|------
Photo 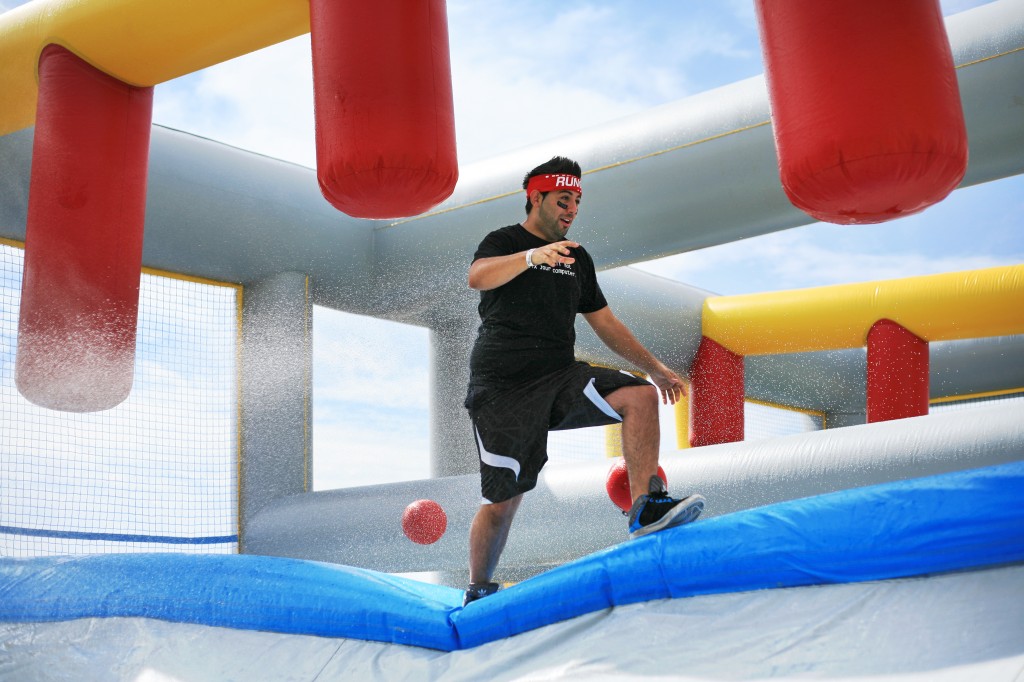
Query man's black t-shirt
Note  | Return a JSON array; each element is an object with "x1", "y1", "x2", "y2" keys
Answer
[{"x1": 468, "y1": 224, "x2": 607, "y2": 388}]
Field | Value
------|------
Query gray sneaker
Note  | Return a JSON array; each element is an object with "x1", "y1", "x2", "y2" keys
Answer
[{"x1": 627, "y1": 476, "x2": 705, "y2": 539}]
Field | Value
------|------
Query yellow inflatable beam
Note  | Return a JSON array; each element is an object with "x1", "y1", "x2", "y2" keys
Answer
[
  {"x1": 703, "y1": 264, "x2": 1024, "y2": 356},
  {"x1": 0, "y1": 0, "x2": 310, "y2": 137}
]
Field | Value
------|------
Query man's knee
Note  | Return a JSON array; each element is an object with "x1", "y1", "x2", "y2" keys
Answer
[
  {"x1": 479, "y1": 494, "x2": 522, "y2": 524},
  {"x1": 608, "y1": 383, "x2": 658, "y2": 415}
]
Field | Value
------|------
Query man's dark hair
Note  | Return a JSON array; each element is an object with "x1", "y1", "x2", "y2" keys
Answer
[{"x1": 523, "y1": 156, "x2": 582, "y2": 215}]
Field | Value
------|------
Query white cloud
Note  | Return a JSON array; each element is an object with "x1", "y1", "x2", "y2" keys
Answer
[
  {"x1": 760, "y1": 241, "x2": 1012, "y2": 289},
  {"x1": 154, "y1": 36, "x2": 316, "y2": 167},
  {"x1": 446, "y1": 1, "x2": 760, "y2": 163},
  {"x1": 634, "y1": 169, "x2": 1024, "y2": 296},
  {"x1": 149, "y1": 1, "x2": 763, "y2": 166},
  {"x1": 940, "y1": 0, "x2": 1001, "y2": 14}
]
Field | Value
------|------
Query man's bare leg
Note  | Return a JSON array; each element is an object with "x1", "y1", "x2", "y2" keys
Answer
[
  {"x1": 607, "y1": 384, "x2": 661, "y2": 502},
  {"x1": 468, "y1": 494, "x2": 523, "y2": 584},
  {"x1": 609, "y1": 383, "x2": 705, "y2": 538}
]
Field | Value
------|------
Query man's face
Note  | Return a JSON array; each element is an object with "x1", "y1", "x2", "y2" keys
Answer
[{"x1": 535, "y1": 190, "x2": 580, "y2": 242}]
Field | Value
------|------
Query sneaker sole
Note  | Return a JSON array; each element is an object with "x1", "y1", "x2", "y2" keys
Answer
[{"x1": 628, "y1": 494, "x2": 705, "y2": 540}]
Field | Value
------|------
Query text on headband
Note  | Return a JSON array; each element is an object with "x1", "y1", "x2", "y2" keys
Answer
[{"x1": 526, "y1": 173, "x2": 582, "y2": 196}]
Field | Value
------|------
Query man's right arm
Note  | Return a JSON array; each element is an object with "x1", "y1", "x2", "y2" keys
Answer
[
  {"x1": 468, "y1": 240, "x2": 580, "y2": 291},
  {"x1": 468, "y1": 253, "x2": 531, "y2": 291}
]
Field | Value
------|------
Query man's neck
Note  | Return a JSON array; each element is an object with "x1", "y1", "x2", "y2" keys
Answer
[{"x1": 520, "y1": 218, "x2": 550, "y2": 242}]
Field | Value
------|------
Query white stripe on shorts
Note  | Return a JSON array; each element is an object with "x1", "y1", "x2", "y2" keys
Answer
[
  {"x1": 475, "y1": 426, "x2": 521, "y2": 484},
  {"x1": 583, "y1": 378, "x2": 623, "y2": 422}
]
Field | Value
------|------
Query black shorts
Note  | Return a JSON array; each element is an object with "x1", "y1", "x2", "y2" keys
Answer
[{"x1": 465, "y1": 362, "x2": 652, "y2": 503}]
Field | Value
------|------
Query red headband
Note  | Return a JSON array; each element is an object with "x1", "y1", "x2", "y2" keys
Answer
[{"x1": 526, "y1": 173, "x2": 582, "y2": 196}]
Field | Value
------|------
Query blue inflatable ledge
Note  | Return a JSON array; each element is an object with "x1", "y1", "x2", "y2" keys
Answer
[{"x1": 2, "y1": 461, "x2": 1023, "y2": 651}]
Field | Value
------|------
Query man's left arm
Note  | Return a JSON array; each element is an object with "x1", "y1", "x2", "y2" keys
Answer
[{"x1": 582, "y1": 306, "x2": 686, "y2": 405}]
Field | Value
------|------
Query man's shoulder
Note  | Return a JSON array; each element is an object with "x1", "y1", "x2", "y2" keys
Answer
[
  {"x1": 571, "y1": 242, "x2": 597, "y2": 266},
  {"x1": 485, "y1": 224, "x2": 525, "y2": 239},
  {"x1": 475, "y1": 224, "x2": 528, "y2": 253}
]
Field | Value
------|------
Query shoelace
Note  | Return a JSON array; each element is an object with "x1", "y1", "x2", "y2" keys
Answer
[{"x1": 622, "y1": 492, "x2": 672, "y2": 517}]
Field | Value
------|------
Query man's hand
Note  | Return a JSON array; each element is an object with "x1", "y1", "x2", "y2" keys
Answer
[
  {"x1": 529, "y1": 240, "x2": 579, "y2": 268},
  {"x1": 648, "y1": 364, "x2": 687, "y2": 405},
  {"x1": 583, "y1": 307, "x2": 689, "y2": 404},
  {"x1": 468, "y1": 240, "x2": 580, "y2": 291}
]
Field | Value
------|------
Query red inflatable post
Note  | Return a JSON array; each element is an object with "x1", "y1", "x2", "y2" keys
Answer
[
  {"x1": 16, "y1": 45, "x2": 152, "y2": 412},
  {"x1": 309, "y1": 0, "x2": 458, "y2": 219},
  {"x1": 754, "y1": 0, "x2": 968, "y2": 224},
  {"x1": 866, "y1": 319, "x2": 930, "y2": 423},
  {"x1": 689, "y1": 337, "x2": 745, "y2": 447}
]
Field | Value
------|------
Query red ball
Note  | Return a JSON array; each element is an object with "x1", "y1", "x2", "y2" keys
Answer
[
  {"x1": 605, "y1": 459, "x2": 667, "y2": 512},
  {"x1": 402, "y1": 499, "x2": 447, "y2": 544}
]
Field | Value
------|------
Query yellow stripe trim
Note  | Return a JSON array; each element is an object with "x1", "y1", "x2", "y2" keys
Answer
[
  {"x1": 746, "y1": 397, "x2": 827, "y2": 419},
  {"x1": 382, "y1": 121, "x2": 772, "y2": 229},
  {"x1": 745, "y1": 398, "x2": 827, "y2": 430},
  {"x1": 674, "y1": 397, "x2": 691, "y2": 450},
  {"x1": 235, "y1": 281, "x2": 244, "y2": 551},
  {"x1": 4, "y1": 237, "x2": 242, "y2": 292},
  {"x1": 954, "y1": 43, "x2": 1024, "y2": 70},
  {"x1": 142, "y1": 266, "x2": 242, "y2": 291},
  {"x1": 930, "y1": 387, "x2": 1024, "y2": 405}
]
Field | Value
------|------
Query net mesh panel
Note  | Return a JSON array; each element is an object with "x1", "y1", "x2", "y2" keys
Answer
[
  {"x1": 548, "y1": 399, "x2": 823, "y2": 465},
  {"x1": 745, "y1": 401, "x2": 823, "y2": 440},
  {"x1": 548, "y1": 426, "x2": 607, "y2": 464},
  {"x1": 1, "y1": 243, "x2": 239, "y2": 557},
  {"x1": 548, "y1": 392, "x2": 1022, "y2": 464}
]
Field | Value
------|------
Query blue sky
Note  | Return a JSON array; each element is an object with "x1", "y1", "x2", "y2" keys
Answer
[{"x1": 2, "y1": 0, "x2": 1020, "y2": 489}]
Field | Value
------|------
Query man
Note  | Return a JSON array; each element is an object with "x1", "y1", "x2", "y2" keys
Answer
[{"x1": 463, "y1": 156, "x2": 704, "y2": 605}]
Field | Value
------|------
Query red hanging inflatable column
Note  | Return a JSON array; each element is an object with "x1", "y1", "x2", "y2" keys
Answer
[
  {"x1": 16, "y1": 45, "x2": 152, "y2": 412},
  {"x1": 309, "y1": 0, "x2": 458, "y2": 219},
  {"x1": 754, "y1": 0, "x2": 968, "y2": 224},
  {"x1": 689, "y1": 337, "x2": 745, "y2": 447},
  {"x1": 866, "y1": 319, "x2": 930, "y2": 423}
]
